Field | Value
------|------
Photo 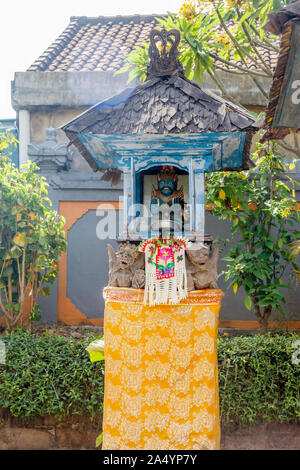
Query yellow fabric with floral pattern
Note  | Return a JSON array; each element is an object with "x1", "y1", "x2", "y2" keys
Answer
[{"x1": 102, "y1": 287, "x2": 224, "y2": 450}]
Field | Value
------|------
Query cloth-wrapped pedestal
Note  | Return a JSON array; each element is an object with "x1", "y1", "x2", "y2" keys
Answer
[{"x1": 102, "y1": 287, "x2": 224, "y2": 450}]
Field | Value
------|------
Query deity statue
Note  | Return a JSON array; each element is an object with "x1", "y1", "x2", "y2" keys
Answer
[{"x1": 150, "y1": 165, "x2": 184, "y2": 234}]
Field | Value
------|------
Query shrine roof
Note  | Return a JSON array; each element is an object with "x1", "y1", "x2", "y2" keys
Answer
[
  {"x1": 264, "y1": 1, "x2": 300, "y2": 35},
  {"x1": 62, "y1": 74, "x2": 258, "y2": 136},
  {"x1": 61, "y1": 72, "x2": 257, "y2": 174},
  {"x1": 262, "y1": 1, "x2": 300, "y2": 142}
]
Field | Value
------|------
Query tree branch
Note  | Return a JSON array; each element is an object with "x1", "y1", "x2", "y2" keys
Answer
[
  {"x1": 247, "y1": 21, "x2": 280, "y2": 52},
  {"x1": 238, "y1": 11, "x2": 273, "y2": 76},
  {"x1": 215, "y1": 7, "x2": 271, "y2": 74},
  {"x1": 209, "y1": 52, "x2": 269, "y2": 77},
  {"x1": 214, "y1": 7, "x2": 269, "y2": 99}
]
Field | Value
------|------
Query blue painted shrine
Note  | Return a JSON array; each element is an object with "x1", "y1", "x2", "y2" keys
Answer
[{"x1": 62, "y1": 28, "x2": 257, "y2": 241}]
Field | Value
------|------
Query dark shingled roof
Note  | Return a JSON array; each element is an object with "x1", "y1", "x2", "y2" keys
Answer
[
  {"x1": 264, "y1": 0, "x2": 300, "y2": 35},
  {"x1": 28, "y1": 14, "x2": 279, "y2": 73},
  {"x1": 262, "y1": 1, "x2": 300, "y2": 142},
  {"x1": 63, "y1": 75, "x2": 256, "y2": 135},
  {"x1": 61, "y1": 73, "x2": 257, "y2": 173}
]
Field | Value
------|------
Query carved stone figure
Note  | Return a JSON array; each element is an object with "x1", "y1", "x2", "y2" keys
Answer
[
  {"x1": 107, "y1": 241, "x2": 219, "y2": 291},
  {"x1": 150, "y1": 165, "x2": 184, "y2": 233},
  {"x1": 185, "y1": 244, "x2": 219, "y2": 291},
  {"x1": 132, "y1": 269, "x2": 146, "y2": 289},
  {"x1": 107, "y1": 242, "x2": 145, "y2": 288},
  {"x1": 28, "y1": 127, "x2": 72, "y2": 172}
]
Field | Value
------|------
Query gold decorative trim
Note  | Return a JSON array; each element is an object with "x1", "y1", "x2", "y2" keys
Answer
[{"x1": 103, "y1": 286, "x2": 224, "y2": 305}]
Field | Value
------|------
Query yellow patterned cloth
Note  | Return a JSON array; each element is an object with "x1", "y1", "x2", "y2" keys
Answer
[{"x1": 102, "y1": 287, "x2": 224, "y2": 450}]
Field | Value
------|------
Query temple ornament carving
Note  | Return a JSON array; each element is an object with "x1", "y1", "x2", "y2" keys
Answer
[
  {"x1": 150, "y1": 165, "x2": 184, "y2": 234},
  {"x1": 147, "y1": 27, "x2": 184, "y2": 79}
]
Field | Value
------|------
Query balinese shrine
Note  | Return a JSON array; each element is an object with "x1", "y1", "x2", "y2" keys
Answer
[{"x1": 62, "y1": 28, "x2": 257, "y2": 450}]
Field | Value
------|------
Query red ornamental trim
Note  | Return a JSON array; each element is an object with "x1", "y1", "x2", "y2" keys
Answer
[
  {"x1": 139, "y1": 238, "x2": 188, "y2": 253},
  {"x1": 140, "y1": 239, "x2": 153, "y2": 252}
]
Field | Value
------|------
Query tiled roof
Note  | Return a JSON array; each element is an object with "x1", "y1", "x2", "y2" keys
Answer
[
  {"x1": 27, "y1": 14, "x2": 279, "y2": 74},
  {"x1": 27, "y1": 15, "x2": 162, "y2": 72}
]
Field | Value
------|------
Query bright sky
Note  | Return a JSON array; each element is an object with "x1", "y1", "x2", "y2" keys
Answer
[{"x1": 0, "y1": 0, "x2": 183, "y2": 119}]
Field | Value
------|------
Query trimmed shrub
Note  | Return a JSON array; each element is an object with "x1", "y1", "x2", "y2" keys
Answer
[
  {"x1": 218, "y1": 332, "x2": 300, "y2": 425},
  {"x1": 0, "y1": 329, "x2": 299, "y2": 426},
  {"x1": 0, "y1": 329, "x2": 104, "y2": 419}
]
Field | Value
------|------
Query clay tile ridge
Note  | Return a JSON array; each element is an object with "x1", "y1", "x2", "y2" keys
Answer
[{"x1": 27, "y1": 14, "x2": 165, "y2": 72}]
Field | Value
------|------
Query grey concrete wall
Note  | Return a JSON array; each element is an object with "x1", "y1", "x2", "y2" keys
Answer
[
  {"x1": 12, "y1": 71, "x2": 132, "y2": 111},
  {"x1": 12, "y1": 69, "x2": 271, "y2": 111},
  {"x1": 35, "y1": 171, "x2": 123, "y2": 324}
]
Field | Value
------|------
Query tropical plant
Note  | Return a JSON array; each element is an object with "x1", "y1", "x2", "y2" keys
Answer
[
  {"x1": 115, "y1": 43, "x2": 150, "y2": 83},
  {"x1": 0, "y1": 126, "x2": 18, "y2": 157},
  {"x1": 206, "y1": 141, "x2": 300, "y2": 333},
  {"x1": 0, "y1": 156, "x2": 67, "y2": 330},
  {"x1": 290, "y1": 239, "x2": 300, "y2": 283},
  {"x1": 117, "y1": 12, "x2": 219, "y2": 85}
]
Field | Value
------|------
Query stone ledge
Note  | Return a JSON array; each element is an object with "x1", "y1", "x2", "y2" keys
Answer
[
  {"x1": 221, "y1": 423, "x2": 300, "y2": 450},
  {"x1": 11, "y1": 70, "x2": 270, "y2": 111},
  {"x1": 11, "y1": 72, "x2": 132, "y2": 111}
]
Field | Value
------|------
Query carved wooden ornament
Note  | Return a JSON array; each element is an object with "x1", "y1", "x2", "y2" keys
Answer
[{"x1": 147, "y1": 27, "x2": 184, "y2": 78}]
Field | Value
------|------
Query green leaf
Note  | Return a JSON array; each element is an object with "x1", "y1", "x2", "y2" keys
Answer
[
  {"x1": 184, "y1": 56, "x2": 194, "y2": 80},
  {"x1": 233, "y1": 217, "x2": 239, "y2": 229},
  {"x1": 13, "y1": 303, "x2": 21, "y2": 313},
  {"x1": 245, "y1": 295, "x2": 252, "y2": 311},
  {"x1": 272, "y1": 0, "x2": 282, "y2": 11},
  {"x1": 41, "y1": 286, "x2": 51, "y2": 297},
  {"x1": 13, "y1": 232, "x2": 27, "y2": 247},
  {"x1": 96, "y1": 433, "x2": 103, "y2": 447},
  {"x1": 237, "y1": 10, "x2": 252, "y2": 28}
]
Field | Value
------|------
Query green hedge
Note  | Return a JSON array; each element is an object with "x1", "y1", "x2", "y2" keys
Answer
[
  {"x1": 0, "y1": 329, "x2": 299, "y2": 425},
  {"x1": 218, "y1": 332, "x2": 300, "y2": 425},
  {"x1": 0, "y1": 329, "x2": 104, "y2": 419}
]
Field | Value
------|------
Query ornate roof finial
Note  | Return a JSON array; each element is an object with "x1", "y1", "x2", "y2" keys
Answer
[{"x1": 147, "y1": 27, "x2": 184, "y2": 79}]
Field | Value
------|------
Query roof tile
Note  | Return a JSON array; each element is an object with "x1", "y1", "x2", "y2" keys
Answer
[{"x1": 28, "y1": 14, "x2": 279, "y2": 74}]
